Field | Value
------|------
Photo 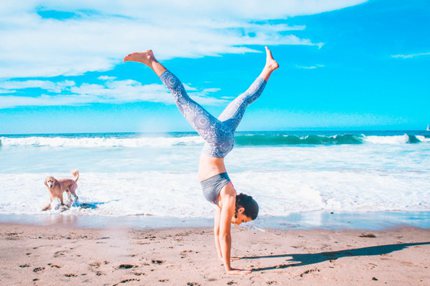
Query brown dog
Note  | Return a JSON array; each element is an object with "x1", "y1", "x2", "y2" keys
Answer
[{"x1": 43, "y1": 170, "x2": 80, "y2": 211}]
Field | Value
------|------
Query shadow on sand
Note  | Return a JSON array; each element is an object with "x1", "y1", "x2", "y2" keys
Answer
[{"x1": 243, "y1": 242, "x2": 430, "y2": 272}]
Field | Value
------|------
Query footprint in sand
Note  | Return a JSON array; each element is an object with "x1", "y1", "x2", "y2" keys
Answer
[
  {"x1": 180, "y1": 250, "x2": 193, "y2": 258},
  {"x1": 5, "y1": 232, "x2": 20, "y2": 240},
  {"x1": 53, "y1": 250, "x2": 67, "y2": 258},
  {"x1": 151, "y1": 259, "x2": 164, "y2": 265},
  {"x1": 299, "y1": 268, "x2": 320, "y2": 277},
  {"x1": 19, "y1": 264, "x2": 30, "y2": 268},
  {"x1": 359, "y1": 233, "x2": 377, "y2": 238},
  {"x1": 117, "y1": 264, "x2": 138, "y2": 270},
  {"x1": 33, "y1": 267, "x2": 45, "y2": 273},
  {"x1": 64, "y1": 273, "x2": 77, "y2": 277},
  {"x1": 89, "y1": 261, "x2": 101, "y2": 269},
  {"x1": 113, "y1": 278, "x2": 140, "y2": 285},
  {"x1": 144, "y1": 235, "x2": 156, "y2": 240}
]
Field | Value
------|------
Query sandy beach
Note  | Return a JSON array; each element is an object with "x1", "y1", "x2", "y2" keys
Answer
[{"x1": 1, "y1": 224, "x2": 429, "y2": 286}]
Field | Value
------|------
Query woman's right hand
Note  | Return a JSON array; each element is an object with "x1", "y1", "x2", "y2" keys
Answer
[{"x1": 226, "y1": 268, "x2": 251, "y2": 275}]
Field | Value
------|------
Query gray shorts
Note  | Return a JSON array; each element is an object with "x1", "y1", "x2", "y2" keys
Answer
[{"x1": 200, "y1": 172, "x2": 231, "y2": 204}]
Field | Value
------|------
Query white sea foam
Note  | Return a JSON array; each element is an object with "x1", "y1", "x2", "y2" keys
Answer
[
  {"x1": 0, "y1": 133, "x2": 429, "y2": 219},
  {"x1": 0, "y1": 168, "x2": 429, "y2": 217},
  {"x1": 0, "y1": 136, "x2": 203, "y2": 148},
  {"x1": 362, "y1": 134, "x2": 409, "y2": 144},
  {"x1": 416, "y1": 135, "x2": 430, "y2": 143}
]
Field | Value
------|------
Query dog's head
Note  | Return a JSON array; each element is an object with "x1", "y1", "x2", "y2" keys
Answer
[{"x1": 44, "y1": 176, "x2": 57, "y2": 189}]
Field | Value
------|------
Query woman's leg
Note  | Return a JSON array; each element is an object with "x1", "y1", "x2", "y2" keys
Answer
[
  {"x1": 218, "y1": 46, "x2": 279, "y2": 131},
  {"x1": 124, "y1": 50, "x2": 219, "y2": 143}
]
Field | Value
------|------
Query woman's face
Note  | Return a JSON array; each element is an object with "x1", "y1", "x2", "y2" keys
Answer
[{"x1": 231, "y1": 207, "x2": 252, "y2": 225}]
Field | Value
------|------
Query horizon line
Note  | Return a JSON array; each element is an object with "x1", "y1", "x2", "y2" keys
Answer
[{"x1": 1, "y1": 129, "x2": 429, "y2": 136}]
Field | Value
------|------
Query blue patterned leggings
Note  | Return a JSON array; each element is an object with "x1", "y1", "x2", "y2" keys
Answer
[{"x1": 160, "y1": 70, "x2": 267, "y2": 158}]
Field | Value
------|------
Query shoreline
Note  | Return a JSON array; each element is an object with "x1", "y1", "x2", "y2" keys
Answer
[
  {"x1": 1, "y1": 223, "x2": 429, "y2": 285},
  {"x1": 1, "y1": 210, "x2": 429, "y2": 231}
]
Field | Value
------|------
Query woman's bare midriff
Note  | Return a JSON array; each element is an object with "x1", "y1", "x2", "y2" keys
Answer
[{"x1": 198, "y1": 153, "x2": 227, "y2": 181}]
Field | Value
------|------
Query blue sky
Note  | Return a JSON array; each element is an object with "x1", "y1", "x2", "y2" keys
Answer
[{"x1": 0, "y1": 0, "x2": 429, "y2": 134}]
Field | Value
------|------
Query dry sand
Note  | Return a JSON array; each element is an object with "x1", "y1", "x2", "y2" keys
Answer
[{"x1": 0, "y1": 224, "x2": 429, "y2": 285}]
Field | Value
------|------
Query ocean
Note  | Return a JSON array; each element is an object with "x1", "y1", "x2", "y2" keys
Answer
[{"x1": 0, "y1": 131, "x2": 429, "y2": 229}]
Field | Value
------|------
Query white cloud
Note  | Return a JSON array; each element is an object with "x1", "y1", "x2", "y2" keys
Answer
[
  {"x1": 98, "y1": 75, "x2": 117, "y2": 81},
  {"x1": 0, "y1": 78, "x2": 226, "y2": 108},
  {"x1": 391, "y1": 51, "x2": 430, "y2": 59},
  {"x1": 0, "y1": 0, "x2": 366, "y2": 78},
  {"x1": 296, "y1": 64, "x2": 325, "y2": 70},
  {"x1": 0, "y1": 80, "x2": 75, "y2": 92},
  {"x1": 0, "y1": 89, "x2": 14, "y2": 94}
]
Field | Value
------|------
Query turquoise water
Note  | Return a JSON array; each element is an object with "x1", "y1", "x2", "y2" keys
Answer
[{"x1": 1, "y1": 130, "x2": 429, "y2": 146}]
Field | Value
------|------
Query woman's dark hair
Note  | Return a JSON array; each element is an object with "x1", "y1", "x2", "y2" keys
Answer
[{"x1": 235, "y1": 193, "x2": 259, "y2": 220}]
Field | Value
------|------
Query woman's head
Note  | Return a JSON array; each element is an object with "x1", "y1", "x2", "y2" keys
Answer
[{"x1": 232, "y1": 193, "x2": 259, "y2": 225}]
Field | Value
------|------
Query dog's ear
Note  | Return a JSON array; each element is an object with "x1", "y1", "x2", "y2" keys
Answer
[{"x1": 44, "y1": 177, "x2": 48, "y2": 187}]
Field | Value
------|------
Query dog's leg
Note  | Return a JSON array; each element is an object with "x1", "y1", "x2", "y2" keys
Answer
[
  {"x1": 63, "y1": 190, "x2": 71, "y2": 207},
  {"x1": 72, "y1": 192, "x2": 79, "y2": 203},
  {"x1": 42, "y1": 199, "x2": 52, "y2": 211},
  {"x1": 42, "y1": 204, "x2": 51, "y2": 211},
  {"x1": 59, "y1": 195, "x2": 65, "y2": 206},
  {"x1": 70, "y1": 184, "x2": 79, "y2": 204}
]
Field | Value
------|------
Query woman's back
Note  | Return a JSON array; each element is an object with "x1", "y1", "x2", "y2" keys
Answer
[{"x1": 198, "y1": 154, "x2": 227, "y2": 181}]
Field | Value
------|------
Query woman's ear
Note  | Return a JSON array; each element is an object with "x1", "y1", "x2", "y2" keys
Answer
[{"x1": 238, "y1": 207, "x2": 245, "y2": 215}]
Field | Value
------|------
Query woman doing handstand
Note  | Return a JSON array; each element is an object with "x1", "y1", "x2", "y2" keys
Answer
[{"x1": 124, "y1": 47, "x2": 279, "y2": 274}]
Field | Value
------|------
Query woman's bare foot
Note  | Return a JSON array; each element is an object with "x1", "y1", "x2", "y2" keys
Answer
[
  {"x1": 124, "y1": 49, "x2": 167, "y2": 76},
  {"x1": 264, "y1": 46, "x2": 279, "y2": 72},
  {"x1": 123, "y1": 50, "x2": 157, "y2": 66},
  {"x1": 259, "y1": 46, "x2": 279, "y2": 81}
]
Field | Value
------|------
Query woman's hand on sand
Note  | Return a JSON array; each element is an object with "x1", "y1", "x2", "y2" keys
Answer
[{"x1": 226, "y1": 268, "x2": 251, "y2": 275}]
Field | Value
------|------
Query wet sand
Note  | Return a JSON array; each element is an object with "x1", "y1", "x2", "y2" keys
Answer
[{"x1": 0, "y1": 224, "x2": 429, "y2": 285}]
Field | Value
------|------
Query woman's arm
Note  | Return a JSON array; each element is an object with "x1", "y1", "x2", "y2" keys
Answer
[
  {"x1": 219, "y1": 194, "x2": 234, "y2": 272},
  {"x1": 219, "y1": 194, "x2": 250, "y2": 274},
  {"x1": 214, "y1": 207, "x2": 223, "y2": 260}
]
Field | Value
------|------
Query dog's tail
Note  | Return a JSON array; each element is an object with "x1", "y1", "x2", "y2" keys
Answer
[{"x1": 71, "y1": 169, "x2": 80, "y2": 182}]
